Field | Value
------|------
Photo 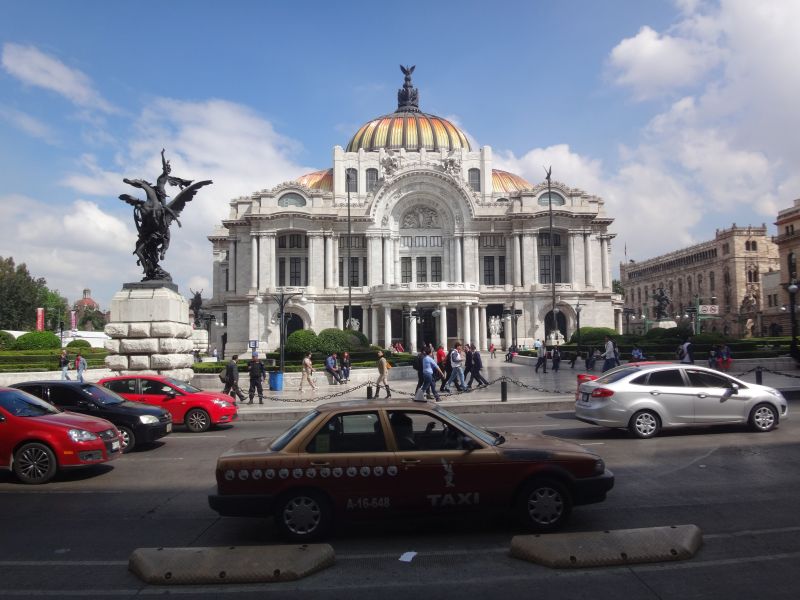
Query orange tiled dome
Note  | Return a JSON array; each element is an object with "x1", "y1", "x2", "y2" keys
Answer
[
  {"x1": 295, "y1": 169, "x2": 332, "y2": 191},
  {"x1": 492, "y1": 169, "x2": 532, "y2": 193},
  {"x1": 347, "y1": 112, "x2": 471, "y2": 153}
]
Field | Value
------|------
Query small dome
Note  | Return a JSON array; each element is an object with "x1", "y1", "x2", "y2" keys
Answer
[
  {"x1": 295, "y1": 169, "x2": 332, "y2": 191},
  {"x1": 346, "y1": 65, "x2": 471, "y2": 153},
  {"x1": 492, "y1": 169, "x2": 532, "y2": 193}
]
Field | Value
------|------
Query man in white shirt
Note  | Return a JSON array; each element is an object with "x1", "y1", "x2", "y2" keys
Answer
[{"x1": 602, "y1": 336, "x2": 617, "y2": 372}]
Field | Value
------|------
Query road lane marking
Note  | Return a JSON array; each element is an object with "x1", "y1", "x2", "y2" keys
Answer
[
  {"x1": 170, "y1": 435, "x2": 228, "y2": 439},
  {"x1": 578, "y1": 442, "x2": 605, "y2": 446}
]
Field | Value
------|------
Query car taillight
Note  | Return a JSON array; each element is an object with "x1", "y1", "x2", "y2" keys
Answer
[
  {"x1": 591, "y1": 388, "x2": 614, "y2": 398},
  {"x1": 577, "y1": 374, "x2": 598, "y2": 384}
]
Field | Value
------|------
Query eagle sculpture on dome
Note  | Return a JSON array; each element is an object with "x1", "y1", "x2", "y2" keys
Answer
[
  {"x1": 119, "y1": 149, "x2": 213, "y2": 282},
  {"x1": 397, "y1": 65, "x2": 419, "y2": 112}
]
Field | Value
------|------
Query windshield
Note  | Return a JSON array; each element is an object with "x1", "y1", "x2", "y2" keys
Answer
[
  {"x1": 82, "y1": 384, "x2": 124, "y2": 406},
  {"x1": 165, "y1": 377, "x2": 200, "y2": 393},
  {"x1": 433, "y1": 406, "x2": 496, "y2": 446},
  {"x1": 0, "y1": 389, "x2": 61, "y2": 417},
  {"x1": 270, "y1": 410, "x2": 320, "y2": 451}
]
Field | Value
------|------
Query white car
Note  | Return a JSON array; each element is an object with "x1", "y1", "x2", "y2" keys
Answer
[{"x1": 575, "y1": 363, "x2": 788, "y2": 438}]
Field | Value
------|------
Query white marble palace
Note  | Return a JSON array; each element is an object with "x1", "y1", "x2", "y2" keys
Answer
[{"x1": 206, "y1": 67, "x2": 620, "y2": 356}]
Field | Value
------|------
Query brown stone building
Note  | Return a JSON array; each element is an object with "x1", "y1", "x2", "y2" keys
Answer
[
  {"x1": 766, "y1": 199, "x2": 800, "y2": 336},
  {"x1": 620, "y1": 225, "x2": 779, "y2": 336}
]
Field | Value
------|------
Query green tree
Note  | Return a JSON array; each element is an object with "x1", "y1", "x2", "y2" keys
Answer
[
  {"x1": 0, "y1": 256, "x2": 70, "y2": 331},
  {"x1": 612, "y1": 279, "x2": 624, "y2": 296},
  {"x1": 79, "y1": 308, "x2": 106, "y2": 331}
]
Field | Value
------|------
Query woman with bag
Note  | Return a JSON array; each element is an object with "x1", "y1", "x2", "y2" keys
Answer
[{"x1": 300, "y1": 351, "x2": 317, "y2": 392}]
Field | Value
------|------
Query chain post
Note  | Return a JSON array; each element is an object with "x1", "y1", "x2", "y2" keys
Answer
[
  {"x1": 501, "y1": 380, "x2": 507, "y2": 402},
  {"x1": 755, "y1": 366, "x2": 763, "y2": 385},
  {"x1": 366, "y1": 383, "x2": 373, "y2": 399}
]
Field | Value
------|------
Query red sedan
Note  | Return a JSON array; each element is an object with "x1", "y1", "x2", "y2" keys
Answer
[
  {"x1": 0, "y1": 387, "x2": 123, "y2": 484},
  {"x1": 98, "y1": 375, "x2": 238, "y2": 433}
]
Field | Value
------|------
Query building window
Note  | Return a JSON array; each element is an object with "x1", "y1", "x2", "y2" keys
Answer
[
  {"x1": 278, "y1": 193, "x2": 306, "y2": 207},
  {"x1": 350, "y1": 257, "x2": 359, "y2": 286},
  {"x1": 538, "y1": 255, "x2": 562, "y2": 284},
  {"x1": 279, "y1": 258, "x2": 286, "y2": 286},
  {"x1": 429, "y1": 236, "x2": 442, "y2": 247},
  {"x1": 289, "y1": 257, "x2": 302, "y2": 286},
  {"x1": 416, "y1": 257, "x2": 427, "y2": 283},
  {"x1": 537, "y1": 192, "x2": 566, "y2": 206},
  {"x1": 722, "y1": 242, "x2": 730, "y2": 254},
  {"x1": 400, "y1": 236, "x2": 412, "y2": 247},
  {"x1": 710, "y1": 271, "x2": 715, "y2": 291},
  {"x1": 278, "y1": 236, "x2": 286, "y2": 249},
  {"x1": 401, "y1": 257, "x2": 412, "y2": 283},
  {"x1": 538, "y1": 233, "x2": 561, "y2": 247},
  {"x1": 366, "y1": 168, "x2": 378, "y2": 192},
  {"x1": 498, "y1": 257, "x2": 506, "y2": 284},
  {"x1": 415, "y1": 236, "x2": 428, "y2": 247},
  {"x1": 338, "y1": 259, "x2": 343, "y2": 287},
  {"x1": 338, "y1": 235, "x2": 365, "y2": 249},
  {"x1": 484, "y1": 256, "x2": 495, "y2": 285},
  {"x1": 723, "y1": 269, "x2": 731, "y2": 285},
  {"x1": 481, "y1": 235, "x2": 505, "y2": 248},
  {"x1": 345, "y1": 168, "x2": 358, "y2": 193},
  {"x1": 745, "y1": 240, "x2": 758, "y2": 251},
  {"x1": 468, "y1": 168, "x2": 481, "y2": 192},
  {"x1": 363, "y1": 257, "x2": 367, "y2": 286},
  {"x1": 431, "y1": 257, "x2": 442, "y2": 282},
  {"x1": 225, "y1": 269, "x2": 229, "y2": 292},
  {"x1": 289, "y1": 234, "x2": 304, "y2": 248},
  {"x1": 747, "y1": 268, "x2": 759, "y2": 283}
]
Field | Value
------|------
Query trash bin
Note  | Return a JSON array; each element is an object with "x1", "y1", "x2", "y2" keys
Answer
[{"x1": 268, "y1": 371, "x2": 283, "y2": 392}]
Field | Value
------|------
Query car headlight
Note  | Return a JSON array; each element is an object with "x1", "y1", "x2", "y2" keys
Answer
[
  {"x1": 68, "y1": 428, "x2": 98, "y2": 442},
  {"x1": 139, "y1": 415, "x2": 159, "y2": 424},
  {"x1": 213, "y1": 399, "x2": 232, "y2": 408},
  {"x1": 593, "y1": 459, "x2": 605, "y2": 475}
]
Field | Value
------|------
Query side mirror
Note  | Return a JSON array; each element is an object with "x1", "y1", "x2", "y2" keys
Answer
[
  {"x1": 77, "y1": 399, "x2": 93, "y2": 409},
  {"x1": 0, "y1": 414, "x2": 5, "y2": 423},
  {"x1": 165, "y1": 390, "x2": 177, "y2": 399},
  {"x1": 460, "y1": 436, "x2": 480, "y2": 451}
]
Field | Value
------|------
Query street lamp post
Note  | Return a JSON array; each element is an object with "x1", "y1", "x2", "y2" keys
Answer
[
  {"x1": 253, "y1": 296, "x2": 262, "y2": 354},
  {"x1": 788, "y1": 282, "x2": 799, "y2": 360},
  {"x1": 545, "y1": 167, "x2": 557, "y2": 341},
  {"x1": 345, "y1": 169, "x2": 353, "y2": 329},
  {"x1": 573, "y1": 301, "x2": 582, "y2": 355},
  {"x1": 269, "y1": 291, "x2": 306, "y2": 373}
]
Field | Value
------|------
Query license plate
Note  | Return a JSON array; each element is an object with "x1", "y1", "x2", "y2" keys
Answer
[
  {"x1": 112, "y1": 440, "x2": 121, "y2": 450},
  {"x1": 581, "y1": 393, "x2": 590, "y2": 403},
  {"x1": 166, "y1": 423, "x2": 172, "y2": 433}
]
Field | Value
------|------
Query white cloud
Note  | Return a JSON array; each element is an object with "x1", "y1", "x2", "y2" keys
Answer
[
  {"x1": 1, "y1": 43, "x2": 116, "y2": 113},
  {"x1": 0, "y1": 105, "x2": 56, "y2": 142},
  {"x1": 61, "y1": 154, "x2": 124, "y2": 196},
  {"x1": 495, "y1": 144, "x2": 604, "y2": 193},
  {"x1": 608, "y1": 25, "x2": 721, "y2": 100}
]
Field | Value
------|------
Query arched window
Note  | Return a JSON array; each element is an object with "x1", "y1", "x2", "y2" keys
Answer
[
  {"x1": 723, "y1": 268, "x2": 731, "y2": 285},
  {"x1": 345, "y1": 168, "x2": 358, "y2": 193},
  {"x1": 538, "y1": 192, "x2": 566, "y2": 206},
  {"x1": 697, "y1": 274, "x2": 703, "y2": 293},
  {"x1": 277, "y1": 193, "x2": 306, "y2": 207},
  {"x1": 366, "y1": 168, "x2": 378, "y2": 192},
  {"x1": 468, "y1": 168, "x2": 481, "y2": 192},
  {"x1": 709, "y1": 271, "x2": 715, "y2": 291}
]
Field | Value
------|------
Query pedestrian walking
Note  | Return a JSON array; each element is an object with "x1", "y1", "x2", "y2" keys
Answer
[
  {"x1": 413, "y1": 348, "x2": 425, "y2": 393},
  {"x1": 718, "y1": 344, "x2": 732, "y2": 371},
  {"x1": 489, "y1": 342, "x2": 496, "y2": 359},
  {"x1": 534, "y1": 346, "x2": 548, "y2": 373},
  {"x1": 442, "y1": 342, "x2": 466, "y2": 392},
  {"x1": 211, "y1": 347, "x2": 218, "y2": 361},
  {"x1": 59, "y1": 350, "x2": 71, "y2": 380},
  {"x1": 246, "y1": 353, "x2": 266, "y2": 404},
  {"x1": 75, "y1": 352, "x2": 87, "y2": 383},
  {"x1": 466, "y1": 344, "x2": 489, "y2": 388},
  {"x1": 440, "y1": 345, "x2": 454, "y2": 392},
  {"x1": 551, "y1": 346, "x2": 561, "y2": 372},
  {"x1": 601, "y1": 336, "x2": 617, "y2": 372},
  {"x1": 418, "y1": 347, "x2": 444, "y2": 402},
  {"x1": 222, "y1": 355, "x2": 247, "y2": 402},
  {"x1": 568, "y1": 351, "x2": 579, "y2": 368},
  {"x1": 679, "y1": 337, "x2": 694, "y2": 364},
  {"x1": 325, "y1": 352, "x2": 344, "y2": 384},
  {"x1": 299, "y1": 351, "x2": 317, "y2": 392},
  {"x1": 374, "y1": 350, "x2": 391, "y2": 398},
  {"x1": 339, "y1": 351, "x2": 351, "y2": 382}
]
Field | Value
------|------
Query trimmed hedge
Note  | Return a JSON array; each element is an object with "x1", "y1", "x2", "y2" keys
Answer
[
  {"x1": 0, "y1": 331, "x2": 15, "y2": 350},
  {"x1": 285, "y1": 329, "x2": 318, "y2": 353},
  {"x1": 12, "y1": 331, "x2": 61, "y2": 350},
  {"x1": 66, "y1": 339, "x2": 92, "y2": 348}
]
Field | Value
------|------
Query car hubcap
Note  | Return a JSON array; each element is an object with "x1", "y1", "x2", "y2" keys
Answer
[
  {"x1": 527, "y1": 487, "x2": 563, "y2": 525},
  {"x1": 120, "y1": 430, "x2": 130, "y2": 449},
  {"x1": 189, "y1": 413, "x2": 207, "y2": 430},
  {"x1": 283, "y1": 496, "x2": 321, "y2": 535},
  {"x1": 636, "y1": 413, "x2": 657, "y2": 436},
  {"x1": 19, "y1": 448, "x2": 50, "y2": 480},
  {"x1": 754, "y1": 407, "x2": 775, "y2": 430}
]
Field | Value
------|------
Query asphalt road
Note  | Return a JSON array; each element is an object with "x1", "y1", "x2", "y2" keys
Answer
[{"x1": 1, "y1": 409, "x2": 799, "y2": 599}]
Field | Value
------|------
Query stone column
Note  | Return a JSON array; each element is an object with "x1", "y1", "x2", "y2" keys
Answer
[
  {"x1": 383, "y1": 305, "x2": 392, "y2": 347},
  {"x1": 332, "y1": 234, "x2": 340, "y2": 288},
  {"x1": 521, "y1": 234, "x2": 533, "y2": 287},
  {"x1": 454, "y1": 236, "x2": 463, "y2": 283},
  {"x1": 382, "y1": 237, "x2": 390, "y2": 285},
  {"x1": 392, "y1": 237, "x2": 400, "y2": 284},
  {"x1": 601, "y1": 236, "x2": 609, "y2": 290},
  {"x1": 438, "y1": 304, "x2": 448, "y2": 347},
  {"x1": 408, "y1": 306, "x2": 418, "y2": 351},
  {"x1": 471, "y1": 305, "x2": 480, "y2": 350},
  {"x1": 512, "y1": 234, "x2": 522, "y2": 287},
  {"x1": 503, "y1": 312, "x2": 512, "y2": 350},
  {"x1": 479, "y1": 305, "x2": 488, "y2": 351},
  {"x1": 567, "y1": 231, "x2": 575, "y2": 284},
  {"x1": 367, "y1": 235, "x2": 382, "y2": 287},
  {"x1": 466, "y1": 234, "x2": 480, "y2": 285},
  {"x1": 335, "y1": 306, "x2": 343, "y2": 329},
  {"x1": 462, "y1": 304, "x2": 471, "y2": 344},
  {"x1": 371, "y1": 306, "x2": 379, "y2": 344},
  {"x1": 228, "y1": 239, "x2": 236, "y2": 293},
  {"x1": 531, "y1": 233, "x2": 539, "y2": 286},
  {"x1": 250, "y1": 234, "x2": 259, "y2": 293},
  {"x1": 584, "y1": 233, "x2": 594, "y2": 287},
  {"x1": 308, "y1": 233, "x2": 324, "y2": 290},
  {"x1": 324, "y1": 234, "x2": 333, "y2": 289}
]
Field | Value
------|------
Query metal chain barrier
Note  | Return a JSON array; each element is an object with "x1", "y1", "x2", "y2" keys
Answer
[
  {"x1": 755, "y1": 367, "x2": 800, "y2": 380},
  {"x1": 235, "y1": 381, "x2": 371, "y2": 404},
  {"x1": 385, "y1": 374, "x2": 570, "y2": 400}
]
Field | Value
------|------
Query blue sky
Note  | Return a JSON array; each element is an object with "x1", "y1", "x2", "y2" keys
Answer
[{"x1": 1, "y1": 0, "x2": 798, "y2": 309}]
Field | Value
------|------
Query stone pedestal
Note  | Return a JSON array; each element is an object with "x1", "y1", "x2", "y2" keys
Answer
[
  {"x1": 192, "y1": 328, "x2": 209, "y2": 355},
  {"x1": 651, "y1": 319, "x2": 678, "y2": 330},
  {"x1": 104, "y1": 283, "x2": 194, "y2": 381}
]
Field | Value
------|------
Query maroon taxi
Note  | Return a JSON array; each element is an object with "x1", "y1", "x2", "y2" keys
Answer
[
  {"x1": 99, "y1": 375, "x2": 237, "y2": 433},
  {"x1": 0, "y1": 387, "x2": 123, "y2": 484},
  {"x1": 209, "y1": 400, "x2": 614, "y2": 540}
]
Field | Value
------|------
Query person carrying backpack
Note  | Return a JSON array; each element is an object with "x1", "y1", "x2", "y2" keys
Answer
[{"x1": 442, "y1": 342, "x2": 465, "y2": 392}]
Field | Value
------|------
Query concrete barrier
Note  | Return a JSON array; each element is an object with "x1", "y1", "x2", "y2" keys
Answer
[
  {"x1": 129, "y1": 544, "x2": 335, "y2": 585},
  {"x1": 510, "y1": 524, "x2": 702, "y2": 568}
]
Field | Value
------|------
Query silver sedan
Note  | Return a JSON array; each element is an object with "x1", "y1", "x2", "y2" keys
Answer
[{"x1": 575, "y1": 363, "x2": 789, "y2": 438}]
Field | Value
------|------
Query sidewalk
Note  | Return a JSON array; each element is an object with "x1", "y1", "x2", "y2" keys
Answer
[{"x1": 220, "y1": 358, "x2": 800, "y2": 421}]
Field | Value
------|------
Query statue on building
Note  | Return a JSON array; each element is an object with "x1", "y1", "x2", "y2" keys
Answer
[
  {"x1": 345, "y1": 317, "x2": 360, "y2": 331},
  {"x1": 119, "y1": 149, "x2": 213, "y2": 281},
  {"x1": 381, "y1": 150, "x2": 400, "y2": 178},
  {"x1": 653, "y1": 286, "x2": 671, "y2": 320},
  {"x1": 397, "y1": 65, "x2": 420, "y2": 112},
  {"x1": 489, "y1": 315, "x2": 503, "y2": 337},
  {"x1": 189, "y1": 289, "x2": 203, "y2": 326},
  {"x1": 443, "y1": 154, "x2": 461, "y2": 177},
  {"x1": 740, "y1": 288, "x2": 758, "y2": 313}
]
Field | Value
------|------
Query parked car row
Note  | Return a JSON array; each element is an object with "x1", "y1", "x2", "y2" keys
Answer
[{"x1": 0, "y1": 375, "x2": 238, "y2": 485}]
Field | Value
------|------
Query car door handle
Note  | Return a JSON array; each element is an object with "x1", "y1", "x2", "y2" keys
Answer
[
  {"x1": 697, "y1": 393, "x2": 707, "y2": 398},
  {"x1": 650, "y1": 391, "x2": 660, "y2": 396},
  {"x1": 310, "y1": 461, "x2": 330, "y2": 466},
  {"x1": 401, "y1": 458, "x2": 421, "y2": 464}
]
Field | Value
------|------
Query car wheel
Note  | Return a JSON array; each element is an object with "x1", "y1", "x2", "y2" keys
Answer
[
  {"x1": 749, "y1": 403, "x2": 778, "y2": 432},
  {"x1": 275, "y1": 489, "x2": 332, "y2": 541},
  {"x1": 516, "y1": 478, "x2": 572, "y2": 532},
  {"x1": 185, "y1": 408, "x2": 211, "y2": 433},
  {"x1": 629, "y1": 410, "x2": 661, "y2": 439},
  {"x1": 118, "y1": 426, "x2": 136, "y2": 453},
  {"x1": 14, "y1": 442, "x2": 57, "y2": 484}
]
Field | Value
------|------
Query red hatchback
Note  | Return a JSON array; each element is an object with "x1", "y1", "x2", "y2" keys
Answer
[
  {"x1": 0, "y1": 387, "x2": 123, "y2": 484},
  {"x1": 99, "y1": 375, "x2": 238, "y2": 433}
]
